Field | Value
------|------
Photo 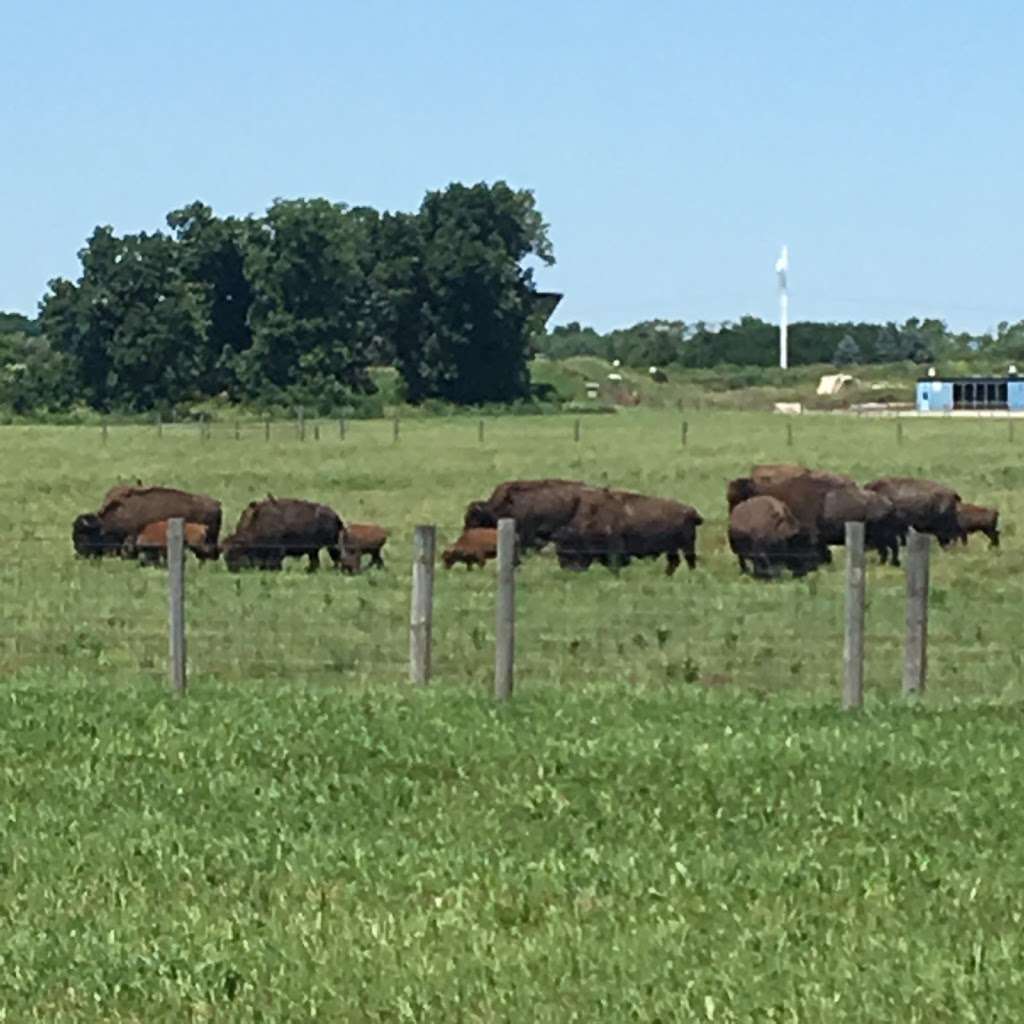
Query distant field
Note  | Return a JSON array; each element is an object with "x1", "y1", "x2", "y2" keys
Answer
[{"x1": 3, "y1": 410, "x2": 1023, "y2": 1019}]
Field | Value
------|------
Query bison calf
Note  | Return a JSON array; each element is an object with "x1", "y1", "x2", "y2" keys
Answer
[
  {"x1": 957, "y1": 503, "x2": 1000, "y2": 548},
  {"x1": 339, "y1": 522, "x2": 390, "y2": 573},
  {"x1": 442, "y1": 528, "x2": 504, "y2": 569},
  {"x1": 123, "y1": 520, "x2": 218, "y2": 566}
]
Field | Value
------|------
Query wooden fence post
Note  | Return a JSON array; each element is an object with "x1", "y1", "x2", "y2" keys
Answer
[
  {"x1": 339, "y1": 417, "x2": 346, "y2": 441},
  {"x1": 264, "y1": 418, "x2": 270, "y2": 442},
  {"x1": 234, "y1": 420, "x2": 240, "y2": 441},
  {"x1": 409, "y1": 525, "x2": 436, "y2": 685},
  {"x1": 313, "y1": 423, "x2": 320, "y2": 442},
  {"x1": 681, "y1": 420, "x2": 688, "y2": 447},
  {"x1": 897, "y1": 420, "x2": 904, "y2": 445},
  {"x1": 573, "y1": 418, "x2": 581, "y2": 443},
  {"x1": 495, "y1": 518, "x2": 516, "y2": 701},
  {"x1": 843, "y1": 521, "x2": 866, "y2": 710},
  {"x1": 297, "y1": 406, "x2": 305, "y2": 441},
  {"x1": 786, "y1": 422, "x2": 793, "y2": 446},
  {"x1": 393, "y1": 416, "x2": 400, "y2": 443},
  {"x1": 167, "y1": 518, "x2": 187, "y2": 695},
  {"x1": 1009, "y1": 418, "x2": 1014, "y2": 442},
  {"x1": 478, "y1": 419, "x2": 485, "y2": 444},
  {"x1": 156, "y1": 413, "x2": 162, "y2": 437},
  {"x1": 903, "y1": 528, "x2": 930, "y2": 696}
]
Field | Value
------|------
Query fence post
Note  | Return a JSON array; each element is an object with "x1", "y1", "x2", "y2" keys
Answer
[
  {"x1": 297, "y1": 406, "x2": 305, "y2": 441},
  {"x1": 786, "y1": 422, "x2": 793, "y2": 446},
  {"x1": 1009, "y1": 418, "x2": 1014, "y2": 442},
  {"x1": 156, "y1": 413, "x2": 162, "y2": 437},
  {"x1": 478, "y1": 419, "x2": 485, "y2": 444},
  {"x1": 495, "y1": 518, "x2": 516, "y2": 701},
  {"x1": 339, "y1": 417, "x2": 346, "y2": 441},
  {"x1": 573, "y1": 418, "x2": 581, "y2": 443},
  {"x1": 393, "y1": 416, "x2": 400, "y2": 443},
  {"x1": 234, "y1": 420, "x2": 240, "y2": 441},
  {"x1": 313, "y1": 422, "x2": 320, "y2": 442},
  {"x1": 843, "y1": 521, "x2": 866, "y2": 710},
  {"x1": 409, "y1": 525, "x2": 436, "y2": 685},
  {"x1": 167, "y1": 518, "x2": 187, "y2": 695},
  {"x1": 264, "y1": 418, "x2": 270, "y2": 442},
  {"x1": 681, "y1": 420, "x2": 688, "y2": 447},
  {"x1": 897, "y1": 420, "x2": 904, "y2": 445},
  {"x1": 903, "y1": 528, "x2": 930, "y2": 696}
]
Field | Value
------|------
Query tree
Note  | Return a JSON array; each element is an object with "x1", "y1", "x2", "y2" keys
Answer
[
  {"x1": 167, "y1": 202, "x2": 256, "y2": 396},
  {"x1": 238, "y1": 198, "x2": 378, "y2": 409},
  {"x1": 40, "y1": 226, "x2": 210, "y2": 411},
  {"x1": 832, "y1": 334, "x2": 862, "y2": 366},
  {"x1": 386, "y1": 182, "x2": 555, "y2": 405}
]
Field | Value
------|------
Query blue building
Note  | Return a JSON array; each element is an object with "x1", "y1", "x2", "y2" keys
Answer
[{"x1": 916, "y1": 374, "x2": 1024, "y2": 412}]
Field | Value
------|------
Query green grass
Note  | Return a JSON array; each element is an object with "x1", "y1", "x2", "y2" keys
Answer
[{"x1": 3, "y1": 409, "x2": 1024, "y2": 1019}]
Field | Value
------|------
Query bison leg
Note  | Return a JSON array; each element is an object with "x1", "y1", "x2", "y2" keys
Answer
[
  {"x1": 327, "y1": 544, "x2": 343, "y2": 569},
  {"x1": 307, "y1": 550, "x2": 321, "y2": 572},
  {"x1": 369, "y1": 549, "x2": 385, "y2": 568},
  {"x1": 664, "y1": 550, "x2": 680, "y2": 576}
]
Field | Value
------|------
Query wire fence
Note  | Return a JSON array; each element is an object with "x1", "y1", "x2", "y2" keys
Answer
[{"x1": 5, "y1": 515, "x2": 1016, "y2": 707}]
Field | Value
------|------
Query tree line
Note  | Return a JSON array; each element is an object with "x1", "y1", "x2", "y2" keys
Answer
[
  {"x1": 535, "y1": 315, "x2": 1024, "y2": 370},
  {"x1": 0, "y1": 182, "x2": 554, "y2": 415}
]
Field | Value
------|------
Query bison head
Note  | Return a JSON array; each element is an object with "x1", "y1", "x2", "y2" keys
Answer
[
  {"x1": 463, "y1": 501, "x2": 497, "y2": 529},
  {"x1": 71, "y1": 514, "x2": 106, "y2": 557},
  {"x1": 726, "y1": 478, "x2": 757, "y2": 511},
  {"x1": 220, "y1": 537, "x2": 251, "y2": 572}
]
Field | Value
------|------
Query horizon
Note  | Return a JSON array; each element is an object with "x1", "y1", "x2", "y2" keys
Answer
[{"x1": 4, "y1": 1, "x2": 1022, "y2": 336}]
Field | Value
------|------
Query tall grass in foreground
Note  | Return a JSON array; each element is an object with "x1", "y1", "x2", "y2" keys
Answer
[{"x1": 1, "y1": 681, "x2": 1022, "y2": 1021}]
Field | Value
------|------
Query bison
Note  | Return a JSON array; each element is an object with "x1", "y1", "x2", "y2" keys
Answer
[
  {"x1": 820, "y1": 484, "x2": 902, "y2": 565},
  {"x1": 338, "y1": 522, "x2": 390, "y2": 573},
  {"x1": 123, "y1": 520, "x2": 219, "y2": 566},
  {"x1": 728, "y1": 495, "x2": 817, "y2": 578},
  {"x1": 72, "y1": 485, "x2": 222, "y2": 559},
  {"x1": 442, "y1": 528, "x2": 503, "y2": 569},
  {"x1": 463, "y1": 479, "x2": 588, "y2": 551},
  {"x1": 553, "y1": 488, "x2": 703, "y2": 575},
  {"x1": 956, "y1": 502, "x2": 1000, "y2": 548},
  {"x1": 864, "y1": 477, "x2": 962, "y2": 550},
  {"x1": 220, "y1": 497, "x2": 344, "y2": 572}
]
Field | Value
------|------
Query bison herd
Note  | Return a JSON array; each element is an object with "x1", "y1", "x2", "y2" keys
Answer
[{"x1": 70, "y1": 470, "x2": 999, "y2": 581}]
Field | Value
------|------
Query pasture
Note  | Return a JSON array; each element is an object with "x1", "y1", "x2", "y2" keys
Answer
[{"x1": 3, "y1": 409, "x2": 1024, "y2": 1020}]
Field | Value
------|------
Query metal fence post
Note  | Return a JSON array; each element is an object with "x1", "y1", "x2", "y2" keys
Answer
[
  {"x1": 409, "y1": 525, "x2": 436, "y2": 685},
  {"x1": 843, "y1": 521, "x2": 866, "y2": 710},
  {"x1": 495, "y1": 518, "x2": 516, "y2": 701},
  {"x1": 168, "y1": 518, "x2": 187, "y2": 695},
  {"x1": 903, "y1": 528, "x2": 930, "y2": 696}
]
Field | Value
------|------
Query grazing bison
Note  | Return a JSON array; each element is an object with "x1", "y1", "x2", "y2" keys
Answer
[
  {"x1": 442, "y1": 528, "x2": 504, "y2": 569},
  {"x1": 956, "y1": 503, "x2": 1000, "y2": 548},
  {"x1": 553, "y1": 488, "x2": 703, "y2": 575},
  {"x1": 338, "y1": 522, "x2": 390, "y2": 573},
  {"x1": 820, "y1": 484, "x2": 902, "y2": 565},
  {"x1": 463, "y1": 479, "x2": 588, "y2": 551},
  {"x1": 123, "y1": 520, "x2": 219, "y2": 566},
  {"x1": 728, "y1": 495, "x2": 817, "y2": 578},
  {"x1": 72, "y1": 485, "x2": 222, "y2": 559},
  {"x1": 220, "y1": 497, "x2": 344, "y2": 572},
  {"x1": 864, "y1": 477, "x2": 962, "y2": 550}
]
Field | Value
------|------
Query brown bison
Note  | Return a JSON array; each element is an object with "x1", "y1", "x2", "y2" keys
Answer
[
  {"x1": 463, "y1": 479, "x2": 588, "y2": 551},
  {"x1": 553, "y1": 488, "x2": 703, "y2": 575},
  {"x1": 728, "y1": 495, "x2": 817, "y2": 578},
  {"x1": 956, "y1": 503, "x2": 1000, "y2": 547},
  {"x1": 442, "y1": 528, "x2": 503, "y2": 569},
  {"x1": 220, "y1": 497, "x2": 344, "y2": 572},
  {"x1": 820, "y1": 484, "x2": 902, "y2": 565},
  {"x1": 864, "y1": 477, "x2": 962, "y2": 550},
  {"x1": 72, "y1": 485, "x2": 222, "y2": 559},
  {"x1": 123, "y1": 520, "x2": 219, "y2": 566},
  {"x1": 339, "y1": 522, "x2": 390, "y2": 573}
]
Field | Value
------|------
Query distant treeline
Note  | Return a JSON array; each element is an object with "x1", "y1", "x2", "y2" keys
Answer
[
  {"x1": 536, "y1": 316, "x2": 1024, "y2": 370},
  {"x1": 0, "y1": 182, "x2": 554, "y2": 415}
]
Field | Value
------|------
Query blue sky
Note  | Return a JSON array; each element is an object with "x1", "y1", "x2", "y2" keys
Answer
[{"x1": 3, "y1": 1, "x2": 1021, "y2": 333}]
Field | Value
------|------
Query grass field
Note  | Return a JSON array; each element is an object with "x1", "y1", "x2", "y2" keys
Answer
[{"x1": 3, "y1": 409, "x2": 1024, "y2": 1019}]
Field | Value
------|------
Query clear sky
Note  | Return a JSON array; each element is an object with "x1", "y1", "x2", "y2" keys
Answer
[{"x1": 3, "y1": 1, "x2": 1022, "y2": 333}]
